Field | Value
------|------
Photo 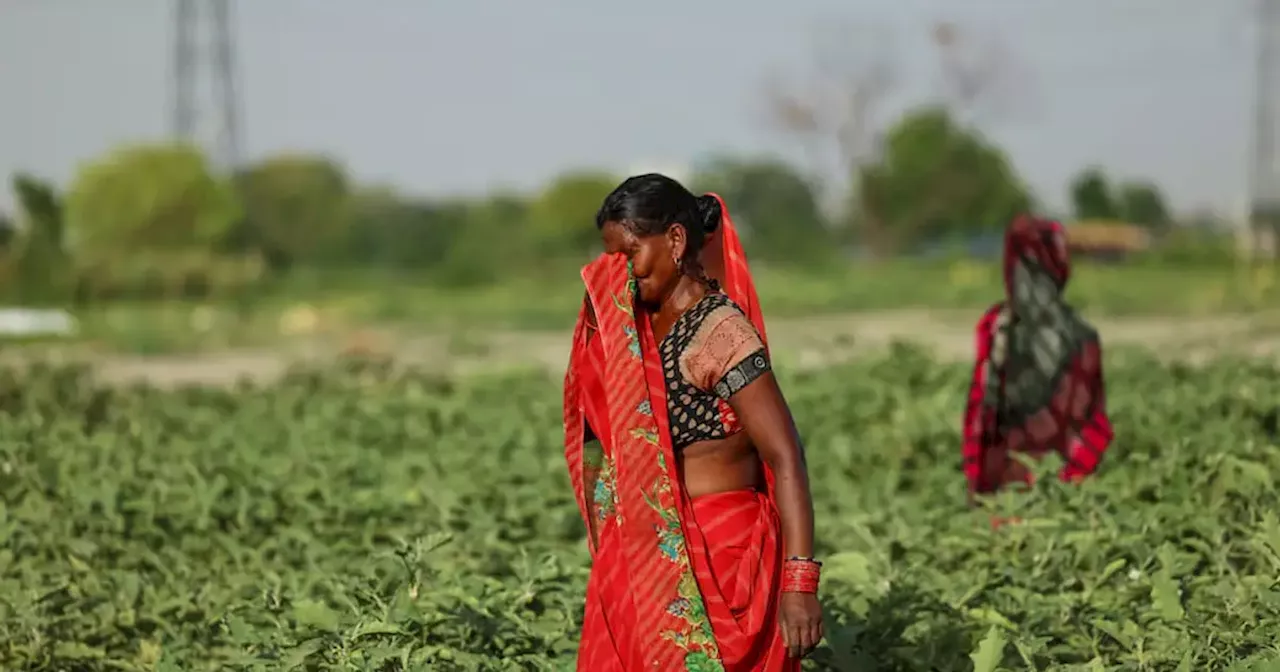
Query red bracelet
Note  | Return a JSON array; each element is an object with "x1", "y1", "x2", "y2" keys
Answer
[{"x1": 781, "y1": 558, "x2": 821, "y2": 594}]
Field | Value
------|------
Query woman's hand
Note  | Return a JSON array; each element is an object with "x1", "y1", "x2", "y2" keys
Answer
[{"x1": 778, "y1": 592, "x2": 823, "y2": 658}]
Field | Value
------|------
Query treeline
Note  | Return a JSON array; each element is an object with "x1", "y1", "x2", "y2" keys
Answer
[{"x1": 0, "y1": 105, "x2": 1193, "y2": 306}]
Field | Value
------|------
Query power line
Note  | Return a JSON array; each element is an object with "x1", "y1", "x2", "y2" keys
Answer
[
  {"x1": 1248, "y1": 0, "x2": 1280, "y2": 247},
  {"x1": 171, "y1": 0, "x2": 243, "y2": 173}
]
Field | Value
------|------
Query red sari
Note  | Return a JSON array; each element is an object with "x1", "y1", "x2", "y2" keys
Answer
[
  {"x1": 562, "y1": 195, "x2": 796, "y2": 672},
  {"x1": 961, "y1": 216, "x2": 1115, "y2": 494}
]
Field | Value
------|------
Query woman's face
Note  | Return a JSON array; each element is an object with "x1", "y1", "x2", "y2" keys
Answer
[{"x1": 601, "y1": 221, "x2": 686, "y2": 304}]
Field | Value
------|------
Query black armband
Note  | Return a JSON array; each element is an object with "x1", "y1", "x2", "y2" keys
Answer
[{"x1": 713, "y1": 348, "x2": 771, "y2": 400}]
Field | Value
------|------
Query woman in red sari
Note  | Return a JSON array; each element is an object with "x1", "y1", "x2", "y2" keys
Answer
[
  {"x1": 962, "y1": 215, "x2": 1115, "y2": 500},
  {"x1": 563, "y1": 174, "x2": 823, "y2": 671}
]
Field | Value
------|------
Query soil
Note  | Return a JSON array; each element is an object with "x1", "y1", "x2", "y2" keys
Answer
[{"x1": 30, "y1": 310, "x2": 1280, "y2": 387}]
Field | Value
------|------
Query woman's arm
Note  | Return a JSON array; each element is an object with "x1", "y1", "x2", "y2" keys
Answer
[
  {"x1": 690, "y1": 309, "x2": 822, "y2": 657},
  {"x1": 727, "y1": 368, "x2": 824, "y2": 658},
  {"x1": 730, "y1": 374, "x2": 814, "y2": 558}
]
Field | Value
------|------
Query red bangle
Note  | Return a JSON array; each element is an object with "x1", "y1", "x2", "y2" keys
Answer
[{"x1": 781, "y1": 558, "x2": 821, "y2": 594}]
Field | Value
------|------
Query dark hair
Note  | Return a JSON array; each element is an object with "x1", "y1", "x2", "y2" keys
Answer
[{"x1": 595, "y1": 173, "x2": 722, "y2": 271}]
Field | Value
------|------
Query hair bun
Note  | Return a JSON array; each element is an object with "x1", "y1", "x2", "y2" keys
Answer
[{"x1": 696, "y1": 194, "x2": 722, "y2": 234}]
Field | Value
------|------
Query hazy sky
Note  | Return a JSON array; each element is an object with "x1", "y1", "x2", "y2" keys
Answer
[{"x1": 0, "y1": 0, "x2": 1255, "y2": 216}]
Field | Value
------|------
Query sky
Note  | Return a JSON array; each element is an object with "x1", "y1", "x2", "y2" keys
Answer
[{"x1": 0, "y1": 0, "x2": 1256, "y2": 217}]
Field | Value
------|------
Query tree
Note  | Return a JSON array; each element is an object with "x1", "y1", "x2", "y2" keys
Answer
[
  {"x1": 855, "y1": 106, "x2": 1031, "y2": 252},
  {"x1": 527, "y1": 170, "x2": 617, "y2": 257},
  {"x1": 691, "y1": 157, "x2": 832, "y2": 263},
  {"x1": 762, "y1": 20, "x2": 1029, "y2": 256},
  {"x1": 340, "y1": 186, "x2": 463, "y2": 270},
  {"x1": 1069, "y1": 167, "x2": 1118, "y2": 221},
  {"x1": 1117, "y1": 181, "x2": 1171, "y2": 230},
  {"x1": 761, "y1": 20, "x2": 896, "y2": 209},
  {"x1": 64, "y1": 143, "x2": 240, "y2": 255},
  {"x1": 10, "y1": 173, "x2": 71, "y2": 303},
  {"x1": 12, "y1": 173, "x2": 64, "y2": 250},
  {"x1": 234, "y1": 154, "x2": 352, "y2": 270},
  {"x1": 438, "y1": 192, "x2": 533, "y2": 286},
  {"x1": 0, "y1": 213, "x2": 14, "y2": 253},
  {"x1": 930, "y1": 21, "x2": 1030, "y2": 126}
]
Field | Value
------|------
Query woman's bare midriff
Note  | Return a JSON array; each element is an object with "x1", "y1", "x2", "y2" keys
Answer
[{"x1": 678, "y1": 431, "x2": 763, "y2": 499}]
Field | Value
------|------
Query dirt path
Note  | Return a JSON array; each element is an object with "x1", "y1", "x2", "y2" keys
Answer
[{"x1": 50, "y1": 310, "x2": 1280, "y2": 387}]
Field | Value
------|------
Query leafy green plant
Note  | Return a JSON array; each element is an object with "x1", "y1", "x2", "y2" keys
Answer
[{"x1": 0, "y1": 351, "x2": 1278, "y2": 670}]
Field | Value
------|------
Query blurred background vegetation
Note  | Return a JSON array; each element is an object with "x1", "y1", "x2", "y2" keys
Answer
[{"x1": 2, "y1": 100, "x2": 1271, "y2": 355}]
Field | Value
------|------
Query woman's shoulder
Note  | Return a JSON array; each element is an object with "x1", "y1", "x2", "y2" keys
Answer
[
  {"x1": 1064, "y1": 305, "x2": 1100, "y2": 342},
  {"x1": 680, "y1": 294, "x2": 768, "y2": 394},
  {"x1": 693, "y1": 295, "x2": 770, "y2": 397},
  {"x1": 976, "y1": 302, "x2": 1005, "y2": 329},
  {"x1": 687, "y1": 292, "x2": 756, "y2": 336},
  {"x1": 686, "y1": 295, "x2": 765, "y2": 362}
]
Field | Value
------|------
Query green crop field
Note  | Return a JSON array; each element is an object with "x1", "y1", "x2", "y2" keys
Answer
[{"x1": 2, "y1": 348, "x2": 1280, "y2": 671}]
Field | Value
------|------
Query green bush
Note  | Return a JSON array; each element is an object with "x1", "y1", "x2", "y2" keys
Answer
[{"x1": 70, "y1": 253, "x2": 266, "y2": 304}]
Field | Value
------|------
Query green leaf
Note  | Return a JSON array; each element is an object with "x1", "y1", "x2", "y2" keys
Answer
[
  {"x1": 822, "y1": 551, "x2": 873, "y2": 587},
  {"x1": 1151, "y1": 549, "x2": 1185, "y2": 622},
  {"x1": 970, "y1": 626, "x2": 1007, "y2": 672},
  {"x1": 352, "y1": 620, "x2": 401, "y2": 638},
  {"x1": 53, "y1": 642, "x2": 105, "y2": 660},
  {"x1": 292, "y1": 600, "x2": 342, "y2": 632},
  {"x1": 280, "y1": 638, "x2": 325, "y2": 670}
]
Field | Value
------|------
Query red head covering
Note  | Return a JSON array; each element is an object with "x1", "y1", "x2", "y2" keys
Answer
[
  {"x1": 702, "y1": 192, "x2": 767, "y2": 342},
  {"x1": 1003, "y1": 214, "x2": 1071, "y2": 295}
]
